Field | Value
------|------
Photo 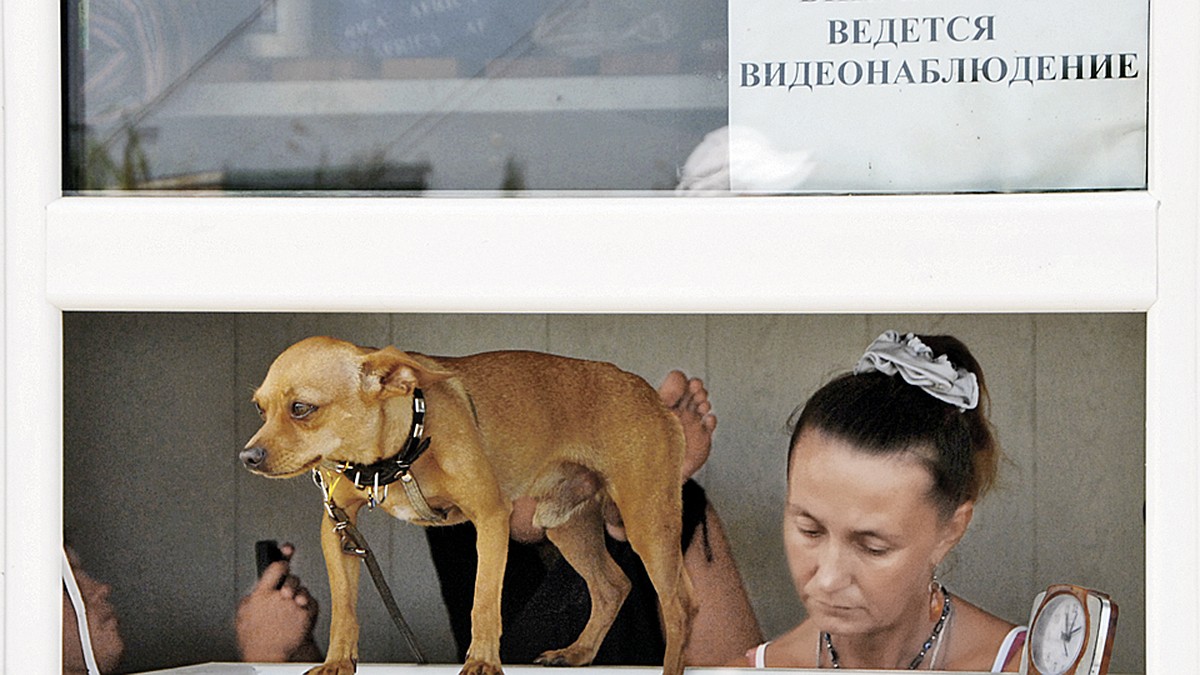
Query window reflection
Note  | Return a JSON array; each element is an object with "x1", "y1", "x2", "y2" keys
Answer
[
  {"x1": 63, "y1": 1, "x2": 1148, "y2": 195},
  {"x1": 64, "y1": 0, "x2": 728, "y2": 193}
]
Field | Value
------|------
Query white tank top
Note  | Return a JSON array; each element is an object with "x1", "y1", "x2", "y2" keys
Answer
[{"x1": 750, "y1": 627, "x2": 1028, "y2": 673}]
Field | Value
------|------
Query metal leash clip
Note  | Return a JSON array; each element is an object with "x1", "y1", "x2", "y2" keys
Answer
[
  {"x1": 312, "y1": 469, "x2": 338, "y2": 521},
  {"x1": 308, "y1": 470, "x2": 427, "y2": 663},
  {"x1": 312, "y1": 468, "x2": 367, "y2": 555},
  {"x1": 336, "y1": 526, "x2": 368, "y2": 558}
]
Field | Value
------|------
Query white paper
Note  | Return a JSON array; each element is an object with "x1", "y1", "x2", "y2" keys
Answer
[{"x1": 727, "y1": 0, "x2": 1148, "y2": 193}]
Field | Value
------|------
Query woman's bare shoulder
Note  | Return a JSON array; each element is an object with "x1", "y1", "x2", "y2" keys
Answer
[
  {"x1": 944, "y1": 597, "x2": 1023, "y2": 671},
  {"x1": 748, "y1": 621, "x2": 820, "y2": 668}
]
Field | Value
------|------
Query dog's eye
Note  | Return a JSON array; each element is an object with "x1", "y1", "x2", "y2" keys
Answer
[
  {"x1": 253, "y1": 401, "x2": 264, "y2": 418},
  {"x1": 290, "y1": 402, "x2": 317, "y2": 420}
]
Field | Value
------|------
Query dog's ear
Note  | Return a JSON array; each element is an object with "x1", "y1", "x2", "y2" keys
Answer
[{"x1": 360, "y1": 347, "x2": 452, "y2": 398}]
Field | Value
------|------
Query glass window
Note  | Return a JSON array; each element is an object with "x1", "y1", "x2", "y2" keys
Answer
[
  {"x1": 65, "y1": 0, "x2": 727, "y2": 193},
  {"x1": 62, "y1": 1, "x2": 1148, "y2": 195}
]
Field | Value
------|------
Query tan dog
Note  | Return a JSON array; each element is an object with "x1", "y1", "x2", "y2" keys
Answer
[{"x1": 241, "y1": 336, "x2": 695, "y2": 675}]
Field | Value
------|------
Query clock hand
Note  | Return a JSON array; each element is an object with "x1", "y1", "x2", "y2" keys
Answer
[
  {"x1": 1064, "y1": 608, "x2": 1081, "y2": 641},
  {"x1": 1061, "y1": 616, "x2": 1075, "y2": 654}
]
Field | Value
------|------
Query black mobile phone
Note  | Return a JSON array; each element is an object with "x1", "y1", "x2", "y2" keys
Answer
[{"x1": 255, "y1": 539, "x2": 287, "y2": 587}]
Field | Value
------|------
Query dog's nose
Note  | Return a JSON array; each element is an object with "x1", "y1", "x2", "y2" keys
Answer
[{"x1": 240, "y1": 446, "x2": 267, "y2": 469}]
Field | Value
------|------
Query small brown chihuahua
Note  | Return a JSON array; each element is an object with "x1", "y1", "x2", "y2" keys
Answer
[{"x1": 242, "y1": 336, "x2": 695, "y2": 675}]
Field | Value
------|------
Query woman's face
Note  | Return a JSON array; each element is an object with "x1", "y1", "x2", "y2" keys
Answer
[{"x1": 784, "y1": 428, "x2": 971, "y2": 638}]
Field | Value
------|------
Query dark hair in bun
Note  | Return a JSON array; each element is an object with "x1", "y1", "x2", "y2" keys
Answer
[{"x1": 788, "y1": 334, "x2": 999, "y2": 517}]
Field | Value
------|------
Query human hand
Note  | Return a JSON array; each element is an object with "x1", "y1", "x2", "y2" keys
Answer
[{"x1": 236, "y1": 543, "x2": 320, "y2": 662}]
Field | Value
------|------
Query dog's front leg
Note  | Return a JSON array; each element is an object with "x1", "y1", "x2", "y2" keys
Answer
[
  {"x1": 462, "y1": 508, "x2": 511, "y2": 675},
  {"x1": 308, "y1": 500, "x2": 365, "y2": 675}
]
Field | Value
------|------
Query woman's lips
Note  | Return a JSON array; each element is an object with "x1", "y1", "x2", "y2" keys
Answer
[{"x1": 811, "y1": 599, "x2": 859, "y2": 616}]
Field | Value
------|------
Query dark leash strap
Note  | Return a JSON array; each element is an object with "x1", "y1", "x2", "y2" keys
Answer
[
  {"x1": 317, "y1": 476, "x2": 428, "y2": 664},
  {"x1": 310, "y1": 387, "x2": 438, "y2": 663}
]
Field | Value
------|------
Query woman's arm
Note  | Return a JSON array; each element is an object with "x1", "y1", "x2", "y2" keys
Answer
[{"x1": 683, "y1": 503, "x2": 763, "y2": 666}]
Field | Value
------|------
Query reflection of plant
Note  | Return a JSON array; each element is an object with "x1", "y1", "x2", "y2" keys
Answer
[
  {"x1": 652, "y1": 158, "x2": 678, "y2": 191},
  {"x1": 343, "y1": 149, "x2": 393, "y2": 190},
  {"x1": 84, "y1": 126, "x2": 151, "y2": 190},
  {"x1": 78, "y1": 120, "x2": 432, "y2": 192},
  {"x1": 239, "y1": 139, "x2": 430, "y2": 191},
  {"x1": 501, "y1": 156, "x2": 526, "y2": 192},
  {"x1": 306, "y1": 147, "x2": 430, "y2": 191},
  {"x1": 286, "y1": 124, "x2": 401, "y2": 189}
]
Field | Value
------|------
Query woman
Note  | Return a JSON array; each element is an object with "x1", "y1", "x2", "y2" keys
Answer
[{"x1": 744, "y1": 331, "x2": 1026, "y2": 671}]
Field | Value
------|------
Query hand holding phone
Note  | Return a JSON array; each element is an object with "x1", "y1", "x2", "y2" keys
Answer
[{"x1": 255, "y1": 539, "x2": 287, "y2": 589}]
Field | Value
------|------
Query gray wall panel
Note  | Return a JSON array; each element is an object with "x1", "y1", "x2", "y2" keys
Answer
[{"x1": 62, "y1": 312, "x2": 1145, "y2": 673}]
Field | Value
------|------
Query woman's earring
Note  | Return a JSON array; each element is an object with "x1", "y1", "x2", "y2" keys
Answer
[{"x1": 929, "y1": 574, "x2": 943, "y2": 621}]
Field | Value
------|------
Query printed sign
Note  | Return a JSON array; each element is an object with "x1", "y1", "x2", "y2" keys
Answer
[{"x1": 728, "y1": 0, "x2": 1148, "y2": 193}]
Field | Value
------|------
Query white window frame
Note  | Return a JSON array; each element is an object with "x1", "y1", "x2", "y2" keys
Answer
[{"x1": 5, "y1": 2, "x2": 1195, "y2": 671}]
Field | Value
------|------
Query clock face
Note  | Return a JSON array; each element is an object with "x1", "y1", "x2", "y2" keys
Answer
[{"x1": 1030, "y1": 593, "x2": 1087, "y2": 674}]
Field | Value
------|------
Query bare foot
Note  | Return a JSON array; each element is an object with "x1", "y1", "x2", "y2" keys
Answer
[{"x1": 658, "y1": 370, "x2": 717, "y2": 480}]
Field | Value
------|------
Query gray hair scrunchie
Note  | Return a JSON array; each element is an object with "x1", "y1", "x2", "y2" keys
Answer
[{"x1": 853, "y1": 331, "x2": 979, "y2": 411}]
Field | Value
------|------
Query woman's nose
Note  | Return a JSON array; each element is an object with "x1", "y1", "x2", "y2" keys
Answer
[{"x1": 809, "y1": 542, "x2": 852, "y2": 592}]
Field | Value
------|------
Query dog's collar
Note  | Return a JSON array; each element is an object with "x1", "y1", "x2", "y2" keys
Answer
[{"x1": 330, "y1": 388, "x2": 444, "y2": 520}]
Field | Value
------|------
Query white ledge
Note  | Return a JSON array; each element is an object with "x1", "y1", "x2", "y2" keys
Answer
[{"x1": 46, "y1": 191, "x2": 1157, "y2": 313}]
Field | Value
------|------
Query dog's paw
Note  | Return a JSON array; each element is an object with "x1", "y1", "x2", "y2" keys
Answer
[
  {"x1": 459, "y1": 658, "x2": 504, "y2": 675},
  {"x1": 305, "y1": 660, "x2": 357, "y2": 675},
  {"x1": 534, "y1": 646, "x2": 594, "y2": 667}
]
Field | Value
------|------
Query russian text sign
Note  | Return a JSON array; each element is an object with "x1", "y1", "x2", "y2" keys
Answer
[{"x1": 728, "y1": 0, "x2": 1148, "y2": 193}]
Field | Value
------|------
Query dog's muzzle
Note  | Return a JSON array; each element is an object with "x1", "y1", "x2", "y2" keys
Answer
[{"x1": 240, "y1": 446, "x2": 268, "y2": 469}]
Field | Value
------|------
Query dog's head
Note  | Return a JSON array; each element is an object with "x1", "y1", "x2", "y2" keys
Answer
[{"x1": 240, "y1": 336, "x2": 450, "y2": 478}]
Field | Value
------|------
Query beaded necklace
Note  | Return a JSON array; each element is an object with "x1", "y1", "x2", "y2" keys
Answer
[{"x1": 820, "y1": 587, "x2": 952, "y2": 670}]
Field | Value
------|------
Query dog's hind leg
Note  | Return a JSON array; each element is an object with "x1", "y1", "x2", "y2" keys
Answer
[
  {"x1": 536, "y1": 500, "x2": 632, "y2": 667},
  {"x1": 610, "y1": 489, "x2": 696, "y2": 675}
]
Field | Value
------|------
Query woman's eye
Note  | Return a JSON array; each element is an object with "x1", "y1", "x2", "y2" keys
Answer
[
  {"x1": 290, "y1": 402, "x2": 317, "y2": 419},
  {"x1": 861, "y1": 544, "x2": 890, "y2": 557}
]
